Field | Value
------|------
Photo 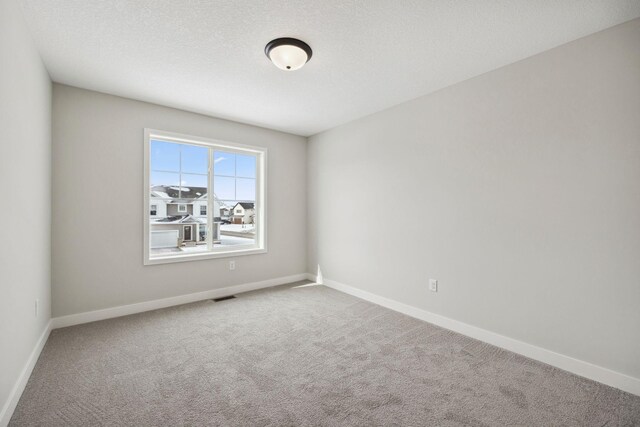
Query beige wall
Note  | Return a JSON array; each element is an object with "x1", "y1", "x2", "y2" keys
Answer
[
  {"x1": 0, "y1": 0, "x2": 52, "y2": 416},
  {"x1": 308, "y1": 19, "x2": 640, "y2": 379},
  {"x1": 52, "y1": 85, "x2": 307, "y2": 317}
]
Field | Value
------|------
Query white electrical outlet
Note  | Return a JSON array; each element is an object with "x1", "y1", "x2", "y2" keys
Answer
[
  {"x1": 229, "y1": 260, "x2": 236, "y2": 271},
  {"x1": 35, "y1": 299, "x2": 39, "y2": 317},
  {"x1": 429, "y1": 279, "x2": 438, "y2": 292}
]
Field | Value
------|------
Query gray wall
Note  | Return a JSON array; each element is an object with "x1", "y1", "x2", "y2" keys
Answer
[
  {"x1": 0, "y1": 0, "x2": 52, "y2": 415},
  {"x1": 308, "y1": 19, "x2": 640, "y2": 379},
  {"x1": 52, "y1": 85, "x2": 307, "y2": 316},
  {"x1": 167, "y1": 204, "x2": 193, "y2": 216}
]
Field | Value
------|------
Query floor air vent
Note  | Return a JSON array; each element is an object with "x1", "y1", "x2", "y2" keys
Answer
[{"x1": 212, "y1": 295, "x2": 236, "y2": 302}]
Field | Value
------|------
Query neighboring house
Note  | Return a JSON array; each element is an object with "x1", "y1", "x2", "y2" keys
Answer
[
  {"x1": 220, "y1": 207, "x2": 231, "y2": 221},
  {"x1": 149, "y1": 185, "x2": 223, "y2": 220},
  {"x1": 232, "y1": 202, "x2": 255, "y2": 224},
  {"x1": 149, "y1": 185, "x2": 228, "y2": 249},
  {"x1": 151, "y1": 215, "x2": 207, "y2": 248},
  {"x1": 149, "y1": 201, "x2": 166, "y2": 218}
]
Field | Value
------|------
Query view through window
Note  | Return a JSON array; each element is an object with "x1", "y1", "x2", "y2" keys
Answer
[{"x1": 145, "y1": 131, "x2": 264, "y2": 263}]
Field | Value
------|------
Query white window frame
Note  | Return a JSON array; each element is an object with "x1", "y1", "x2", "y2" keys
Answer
[
  {"x1": 177, "y1": 204, "x2": 187, "y2": 213},
  {"x1": 144, "y1": 129, "x2": 267, "y2": 265},
  {"x1": 200, "y1": 205, "x2": 207, "y2": 216},
  {"x1": 150, "y1": 204, "x2": 157, "y2": 216}
]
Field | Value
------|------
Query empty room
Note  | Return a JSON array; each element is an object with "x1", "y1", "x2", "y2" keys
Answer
[{"x1": 1, "y1": 0, "x2": 640, "y2": 425}]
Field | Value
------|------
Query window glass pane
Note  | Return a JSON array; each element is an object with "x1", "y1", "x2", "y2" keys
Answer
[
  {"x1": 236, "y1": 154, "x2": 256, "y2": 178},
  {"x1": 150, "y1": 171, "x2": 180, "y2": 189},
  {"x1": 216, "y1": 200, "x2": 256, "y2": 247},
  {"x1": 150, "y1": 140, "x2": 180, "y2": 172},
  {"x1": 236, "y1": 178, "x2": 256, "y2": 201},
  {"x1": 181, "y1": 144, "x2": 208, "y2": 174},
  {"x1": 214, "y1": 176, "x2": 235, "y2": 200},
  {"x1": 150, "y1": 140, "x2": 214, "y2": 259},
  {"x1": 214, "y1": 151, "x2": 235, "y2": 176}
]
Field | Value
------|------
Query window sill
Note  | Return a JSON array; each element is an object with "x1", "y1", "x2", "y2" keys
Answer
[{"x1": 144, "y1": 246, "x2": 267, "y2": 265}]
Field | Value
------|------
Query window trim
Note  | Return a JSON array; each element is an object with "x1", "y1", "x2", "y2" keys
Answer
[{"x1": 144, "y1": 128, "x2": 267, "y2": 265}]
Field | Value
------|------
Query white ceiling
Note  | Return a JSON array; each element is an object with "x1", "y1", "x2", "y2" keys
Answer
[{"x1": 19, "y1": 1, "x2": 640, "y2": 136}]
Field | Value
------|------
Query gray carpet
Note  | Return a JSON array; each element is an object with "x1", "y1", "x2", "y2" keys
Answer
[{"x1": 11, "y1": 282, "x2": 640, "y2": 426}]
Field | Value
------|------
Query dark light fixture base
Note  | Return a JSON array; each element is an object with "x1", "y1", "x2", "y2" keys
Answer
[{"x1": 264, "y1": 37, "x2": 313, "y2": 66}]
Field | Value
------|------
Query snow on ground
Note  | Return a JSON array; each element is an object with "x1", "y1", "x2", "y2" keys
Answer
[
  {"x1": 218, "y1": 235, "x2": 254, "y2": 246},
  {"x1": 220, "y1": 224, "x2": 255, "y2": 234},
  {"x1": 150, "y1": 235, "x2": 254, "y2": 256}
]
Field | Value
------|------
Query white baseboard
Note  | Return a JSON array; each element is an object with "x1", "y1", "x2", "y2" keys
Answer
[
  {"x1": 52, "y1": 273, "x2": 308, "y2": 329},
  {"x1": 322, "y1": 277, "x2": 640, "y2": 397},
  {"x1": 0, "y1": 320, "x2": 52, "y2": 427}
]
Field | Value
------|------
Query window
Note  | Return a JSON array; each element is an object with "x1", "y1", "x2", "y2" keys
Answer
[{"x1": 145, "y1": 129, "x2": 266, "y2": 265}]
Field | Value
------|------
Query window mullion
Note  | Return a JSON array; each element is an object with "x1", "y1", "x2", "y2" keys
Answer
[{"x1": 207, "y1": 148, "x2": 214, "y2": 252}]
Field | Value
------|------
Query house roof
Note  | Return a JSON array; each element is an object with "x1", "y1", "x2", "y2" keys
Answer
[
  {"x1": 151, "y1": 185, "x2": 207, "y2": 199},
  {"x1": 234, "y1": 202, "x2": 255, "y2": 210},
  {"x1": 153, "y1": 215, "x2": 205, "y2": 224}
]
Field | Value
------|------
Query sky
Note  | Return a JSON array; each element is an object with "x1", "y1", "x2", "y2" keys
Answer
[{"x1": 150, "y1": 140, "x2": 256, "y2": 202}]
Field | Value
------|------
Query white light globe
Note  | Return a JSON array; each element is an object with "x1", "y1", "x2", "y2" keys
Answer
[{"x1": 268, "y1": 44, "x2": 309, "y2": 71}]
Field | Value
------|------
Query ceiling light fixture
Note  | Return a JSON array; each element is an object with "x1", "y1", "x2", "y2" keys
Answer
[{"x1": 265, "y1": 37, "x2": 312, "y2": 71}]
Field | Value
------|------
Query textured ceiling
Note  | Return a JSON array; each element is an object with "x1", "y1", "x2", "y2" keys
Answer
[{"x1": 19, "y1": 0, "x2": 640, "y2": 136}]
